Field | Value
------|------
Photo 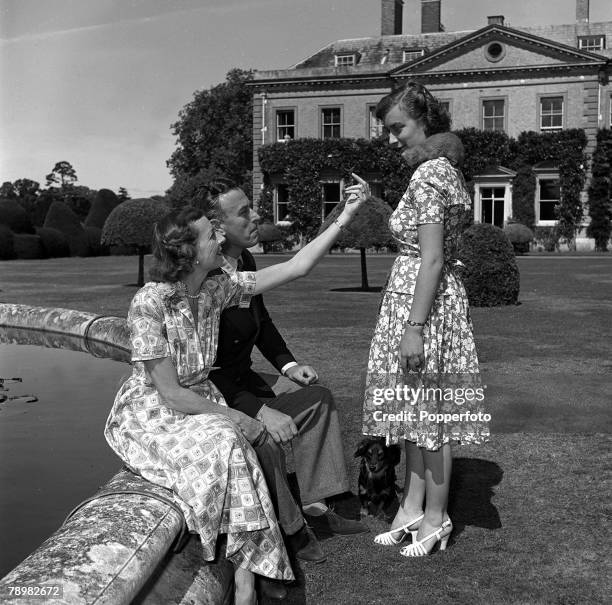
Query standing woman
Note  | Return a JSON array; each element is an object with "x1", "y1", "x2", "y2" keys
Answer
[
  {"x1": 105, "y1": 186, "x2": 368, "y2": 605},
  {"x1": 362, "y1": 82, "x2": 490, "y2": 557}
]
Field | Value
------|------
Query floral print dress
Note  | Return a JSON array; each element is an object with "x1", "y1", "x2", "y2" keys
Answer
[
  {"x1": 362, "y1": 157, "x2": 490, "y2": 450},
  {"x1": 104, "y1": 273, "x2": 294, "y2": 581}
]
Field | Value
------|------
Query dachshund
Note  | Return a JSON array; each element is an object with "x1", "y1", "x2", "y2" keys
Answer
[{"x1": 354, "y1": 437, "x2": 401, "y2": 520}]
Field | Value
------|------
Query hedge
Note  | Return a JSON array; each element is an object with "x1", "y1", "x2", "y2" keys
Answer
[
  {"x1": 85, "y1": 189, "x2": 119, "y2": 228},
  {"x1": 43, "y1": 201, "x2": 90, "y2": 256},
  {"x1": 0, "y1": 199, "x2": 35, "y2": 234},
  {"x1": 13, "y1": 233, "x2": 46, "y2": 259},
  {"x1": 0, "y1": 225, "x2": 15, "y2": 259},
  {"x1": 36, "y1": 227, "x2": 70, "y2": 258},
  {"x1": 458, "y1": 223, "x2": 520, "y2": 306}
]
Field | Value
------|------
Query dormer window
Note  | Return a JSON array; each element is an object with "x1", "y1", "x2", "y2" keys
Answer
[
  {"x1": 402, "y1": 48, "x2": 425, "y2": 62},
  {"x1": 335, "y1": 53, "x2": 356, "y2": 67},
  {"x1": 577, "y1": 35, "x2": 605, "y2": 51}
]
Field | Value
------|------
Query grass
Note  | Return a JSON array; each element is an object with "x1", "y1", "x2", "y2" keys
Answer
[{"x1": 1, "y1": 253, "x2": 611, "y2": 604}]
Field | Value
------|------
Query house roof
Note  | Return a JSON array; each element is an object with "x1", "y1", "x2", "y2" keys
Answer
[{"x1": 251, "y1": 20, "x2": 612, "y2": 86}]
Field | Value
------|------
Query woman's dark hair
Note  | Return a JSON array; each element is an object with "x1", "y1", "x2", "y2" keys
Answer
[
  {"x1": 375, "y1": 81, "x2": 451, "y2": 135},
  {"x1": 149, "y1": 206, "x2": 205, "y2": 282}
]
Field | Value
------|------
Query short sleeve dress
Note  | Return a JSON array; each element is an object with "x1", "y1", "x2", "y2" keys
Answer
[
  {"x1": 362, "y1": 157, "x2": 490, "y2": 450},
  {"x1": 104, "y1": 271, "x2": 293, "y2": 581}
]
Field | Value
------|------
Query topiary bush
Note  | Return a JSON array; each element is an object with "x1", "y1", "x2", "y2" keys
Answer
[
  {"x1": 83, "y1": 225, "x2": 107, "y2": 256},
  {"x1": 102, "y1": 198, "x2": 170, "y2": 285},
  {"x1": 0, "y1": 225, "x2": 16, "y2": 259},
  {"x1": 43, "y1": 201, "x2": 90, "y2": 256},
  {"x1": 13, "y1": 233, "x2": 46, "y2": 259},
  {"x1": 458, "y1": 223, "x2": 520, "y2": 306},
  {"x1": 85, "y1": 189, "x2": 119, "y2": 228},
  {"x1": 503, "y1": 221, "x2": 534, "y2": 255},
  {"x1": 36, "y1": 227, "x2": 70, "y2": 258},
  {"x1": 0, "y1": 199, "x2": 35, "y2": 234}
]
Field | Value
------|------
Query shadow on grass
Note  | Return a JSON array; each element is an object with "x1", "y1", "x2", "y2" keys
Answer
[
  {"x1": 448, "y1": 457, "x2": 503, "y2": 538},
  {"x1": 330, "y1": 287, "x2": 383, "y2": 293}
]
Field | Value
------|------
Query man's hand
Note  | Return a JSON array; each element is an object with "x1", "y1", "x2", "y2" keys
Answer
[
  {"x1": 258, "y1": 406, "x2": 298, "y2": 444},
  {"x1": 285, "y1": 364, "x2": 318, "y2": 386}
]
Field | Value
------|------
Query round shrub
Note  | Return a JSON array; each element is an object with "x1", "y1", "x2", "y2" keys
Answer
[
  {"x1": 503, "y1": 221, "x2": 534, "y2": 255},
  {"x1": 0, "y1": 225, "x2": 15, "y2": 259},
  {"x1": 43, "y1": 201, "x2": 90, "y2": 256},
  {"x1": 85, "y1": 188, "x2": 119, "y2": 228},
  {"x1": 36, "y1": 227, "x2": 70, "y2": 258},
  {"x1": 13, "y1": 233, "x2": 46, "y2": 259},
  {"x1": 0, "y1": 199, "x2": 35, "y2": 234},
  {"x1": 458, "y1": 223, "x2": 520, "y2": 306}
]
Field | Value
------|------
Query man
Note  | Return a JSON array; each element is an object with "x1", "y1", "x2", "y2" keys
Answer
[{"x1": 207, "y1": 185, "x2": 367, "y2": 594}]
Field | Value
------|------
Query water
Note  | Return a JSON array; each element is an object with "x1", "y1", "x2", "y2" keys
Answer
[{"x1": 0, "y1": 341, "x2": 129, "y2": 577}]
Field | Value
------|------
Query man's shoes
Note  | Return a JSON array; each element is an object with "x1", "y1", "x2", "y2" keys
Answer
[
  {"x1": 258, "y1": 577, "x2": 288, "y2": 600},
  {"x1": 286, "y1": 524, "x2": 326, "y2": 563},
  {"x1": 303, "y1": 508, "x2": 369, "y2": 536}
]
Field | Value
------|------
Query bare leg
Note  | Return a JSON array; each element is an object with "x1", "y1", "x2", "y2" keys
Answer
[
  {"x1": 234, "y1": 566, "x2": 256, "y2": 605},
  {"x1": 388, "y1": 440, "x2": 426, "y2": 534},
  {"x1": 414, "y1": 443, "x2": 452, "y2": 550}
]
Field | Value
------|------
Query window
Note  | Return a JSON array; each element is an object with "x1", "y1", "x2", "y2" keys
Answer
[
  {"x1": 536, "y1": 177, "x2": 560, "y2": 223},
  {"x1": 439, "y1": 100, "x2": 451, "y2": 121},
  {"x1": 484, "y1": 41, "x2": 506, "y2": 62},
  {"x1": 540, "y1": 96, "x2": 563, "y2": 130},
  {"x1": 482, "y1": 99, "x2": 505, "y2": 131},
  {"x1": 321, "y1": 107, "x2": 342, "y2": 139},
  {"x1": 577, "y1": 36, "x2": 605, "y2": 51},
  {"x1": 480, "y1": 187, "x2": 506, "y2": 227},
  {"x1": 321, "y1": 182, "x2": 342, "y2": 219},
  {"x1": 609, "y1": 95, "x2": 612, "y2": 127},
  {"x1": 276, "y1": 109, "x2": 295, "y2": 142},
  {"x1": 368, "y1": 105, "x2": 384, "y2": 139},
  {"x1": 335, "y1": 54, "x2": 356, "y2": 67},
  {"x1": 402, "y1": 48, "x2": 425, "y2": 62},
  {"x1": 274, "y1": 184, "x2": 290, "y2": 222}
]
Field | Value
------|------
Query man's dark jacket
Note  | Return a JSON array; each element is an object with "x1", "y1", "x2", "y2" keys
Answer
[{"x1": 208, "y1": 249, "x2": 296, "y2": 417}]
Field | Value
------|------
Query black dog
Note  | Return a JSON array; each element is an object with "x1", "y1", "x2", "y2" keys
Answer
[{"x1": 354, "y1": 438, "x2": 401, "y2": 520}]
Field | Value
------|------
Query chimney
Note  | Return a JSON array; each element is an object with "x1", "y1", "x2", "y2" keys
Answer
[
  {"x1": 381, "y1": 0, "x2": 403, "y2": 36},
  {"x1": 487, "y1": 15, "x2": 505, "y2": 26},
  {"x1": 576, "y1": 0, "x2": 589, "y2": 23},
  {"x1": 421, "y1": 0, "x2": 442, "y2": 34}
]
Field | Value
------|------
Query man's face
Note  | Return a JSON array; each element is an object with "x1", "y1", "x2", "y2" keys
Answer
[{"x1": 218, "y1": 188, "x2": 261, "y2": 250}]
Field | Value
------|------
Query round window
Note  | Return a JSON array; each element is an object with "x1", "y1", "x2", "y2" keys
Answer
[{"x1": 484, "y1": 42, "x2": 505, "y2": 62}]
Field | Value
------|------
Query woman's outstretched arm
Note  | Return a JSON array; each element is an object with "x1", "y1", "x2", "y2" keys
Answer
[{"x1": 253, "y1": 174, "x2": 369, "y2": 294}]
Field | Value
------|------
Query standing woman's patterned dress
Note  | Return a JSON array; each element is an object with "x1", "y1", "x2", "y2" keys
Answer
[
  {"x1": 362, "y1": 157, "x2": 490, "y2": 450},
  {"x1": 104, "y1": 272, "x2": 294, "y2": 581}
]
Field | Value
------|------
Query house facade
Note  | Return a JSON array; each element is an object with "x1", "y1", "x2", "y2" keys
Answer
[{"x1": 248, "y1": 0, "x2": 612, "y2": 246}]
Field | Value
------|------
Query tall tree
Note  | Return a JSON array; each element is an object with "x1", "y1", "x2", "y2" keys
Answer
[
  {"x1": 117, "y1": 187, "x2": 130, "y2": 202},
  {"x1": 167, "y1": 68, "x2": 254, "y2": 204},
  {"x1": 45, "y1": 161, "x2": 77, "y2": 188}
]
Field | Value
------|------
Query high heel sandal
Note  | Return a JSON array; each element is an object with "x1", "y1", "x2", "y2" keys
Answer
[
  {"x1": 373, "y1": 513, "x2": 424, "y2": 546},
  {"x1": 399, "y1": 518, "x2": 452, "y2": 557}
]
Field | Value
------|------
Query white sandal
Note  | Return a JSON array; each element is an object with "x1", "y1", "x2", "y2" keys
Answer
[
  {"x1": 399, "y1": 519, "x2": 453, "y2": 557},
  {"x1": 373, "y1": 513, "x2": 424, "y2": 545}
]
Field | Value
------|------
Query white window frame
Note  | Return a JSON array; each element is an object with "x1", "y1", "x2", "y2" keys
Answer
[
  {"x1": 320, "y1": 106, "x2": 342, "y2": 139},
  {"x1": 367, "y1": 104, "x2": 384, "y2": 139},
  {"x1": 334, "y1": 54, "x2": 356, "y2": 67},
  {"x1": 577, "y1": 35, "x2": 605, "y2": 51},
  {"x1": 539, "y1": 95, "x2": 565, "y2": 131},
  {"x1": 473, "y1": 183, "x2": 512, "y2": 227},
  {"x1": 402, "y1": 48, "x2": 425, "y2": 62},
  {"x1": 535, "y1": 172, "x2": 561, "y2": 226},
  {"x1": 320, "y1": 179, "x2": 344, "y2": 221},
  {"x1": 275, "y1": 108, "x2": 296, "y2": 142},
  {"x1": 481, "y1": 97, "x2": 506, "y2": 132},
  {"x1": 439, "y1": 99, "x2": 452, "y2": 121},
  {"x1": 273, "y1": 184, "x2": 290, "y2": 223}
]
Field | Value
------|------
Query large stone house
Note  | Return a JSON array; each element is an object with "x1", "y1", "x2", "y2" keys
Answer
[{"x1": 248, "y1": 0, "x2": 612, "y2": 247}]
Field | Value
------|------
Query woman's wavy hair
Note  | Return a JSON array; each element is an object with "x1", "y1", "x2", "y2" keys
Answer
[
  {"x1": 149, "y1": 206, "x2": 205, "y2": 283},
  {"x1": 375, "y1": 81, "x2": 451, "y2": 136}
]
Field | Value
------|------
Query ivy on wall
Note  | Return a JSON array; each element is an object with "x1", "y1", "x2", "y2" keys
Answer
[
  {"x1": 258, "y1": 128, "x2": 589, "y2": 245},
  {"x1": 587, "y1": 129, "x2": 612, "y2": 251}
]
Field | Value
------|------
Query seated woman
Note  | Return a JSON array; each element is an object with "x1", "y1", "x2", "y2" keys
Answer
[{"x1": 104, "y1": 181, "x2": 368, "y2": 605}]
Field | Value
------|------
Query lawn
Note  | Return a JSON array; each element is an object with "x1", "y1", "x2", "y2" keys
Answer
[{"x1": 0, "y1": 253, "x2": 611, "y2": 604}]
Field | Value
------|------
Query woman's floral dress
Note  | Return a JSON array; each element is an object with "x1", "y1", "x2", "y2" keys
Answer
[
  {"x1": 362, "y1": 157, "x2": 490, "y2": 450},
  {"x1": 104, "y1": 273, "x2": 294, "y2": 581}
]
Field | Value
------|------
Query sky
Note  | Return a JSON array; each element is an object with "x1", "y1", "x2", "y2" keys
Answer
[{"x1": 1, "y1": 0, "x2": 611, "y2": 197}]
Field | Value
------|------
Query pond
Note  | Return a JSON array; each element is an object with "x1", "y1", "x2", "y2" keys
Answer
[{"x1": 0, "y1": 335, "x2": 128, "y2": 577}]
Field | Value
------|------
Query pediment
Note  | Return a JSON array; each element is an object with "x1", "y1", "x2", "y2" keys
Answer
[{"x1": 391, "y1": 24, "x2": 607, "y2": 76}]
